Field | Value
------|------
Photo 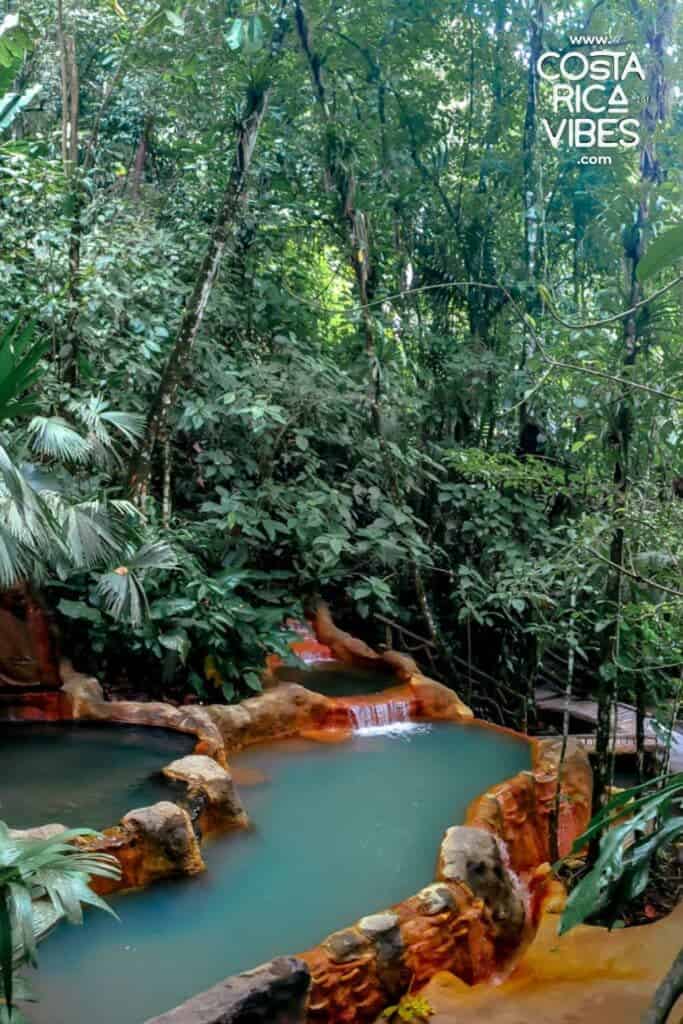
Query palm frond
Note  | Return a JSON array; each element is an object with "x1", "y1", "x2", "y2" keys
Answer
[
  {"x1": 76, "y1": 397, "x2": 145, "y2": 443},
  {"x1": 127, "y1": 540, "x2": 178, "y2": 571},
  {"x1": 72, "y1": 397, "x2": 145, "y2": 467},
  {"x1": 108, "y1": 499, "x2": 140, "y2": 521},
  {"x1": 99, "y1": 410, "x2": 145, "y2": 442},
  {"x1": 96, "y1": 568, "x2": 147, "y2": 625},
  {"x1": 0, "y1": 822, "x2": 120, "y2": 1016},
  {"x1": 56, "y1": 502, "x2": 123, "y2": 570},
  {"x1": 0, "y1": 446, "x2": 59, "y2": 570},
  {"x1": 28, "y1": 418, "x2": 91, "y2": 465},
  {"x1": 0, "y1": 528, "x2": 26, "y2": 588},
  {"x1": 95, "y1": 541, "x2": 177, "y2": 625}
]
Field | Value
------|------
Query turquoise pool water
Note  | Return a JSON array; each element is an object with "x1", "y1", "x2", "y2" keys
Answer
[
  {"x1": 28, "y1": 722, "x2": 530, "y2": 1024},
  {"x1": 0, "y1": 723, "x2": 193, "y2": 830}
]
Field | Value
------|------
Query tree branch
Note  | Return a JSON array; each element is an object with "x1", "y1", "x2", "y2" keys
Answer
[
  {"x1": 587, "y1": 547, "x2": 683, "y2": 599},
  {"x1": 641, "y1": 946, "x2": 683, "y2": 1024}
]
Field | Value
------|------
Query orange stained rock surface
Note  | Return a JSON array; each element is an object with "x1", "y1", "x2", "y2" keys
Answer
[
  {"x1": 82, "y1": 802, "x2": 205, "y2": 895},
  {"x1": 466, "y1": 742, "x2": 592, "y2": 874},
  {"x1": 311, "y1": 603, "x2": 384, "y2": 667},
  {"x1": 421, "y1": 894, "x2": 683, "y2": 1024},
  {"x1": 299, "y1": 865, "x2": 553, "y2": 1024},
  {"x1": 301, "y1": 883, "x2": 499, "y2": 1024}
]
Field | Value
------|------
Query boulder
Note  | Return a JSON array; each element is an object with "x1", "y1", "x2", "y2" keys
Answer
[
  {"x1": 204, "y1": 704, "x2": 254, "y2": 751},
  {"x1": 9, "y1": 823, "x2": 67, "y2": 841},
  {"x1": 437, "y1": 825, "x2": 525, "y2": 948},
  {"x1": 409, "y1": 674, "x2": 473, "y2": 721},
  {"x1": 144, "y1": 957, "x2": 311, "y2": 1024},
  {"x1": 59, "y1": 661, "x2": 105, "y2": 711},
  {"x1": 206, "y1": 684, "x2": 333, "y2": 752},
  {"x1": 323, "y1": 926, "x2": 371, "y2": 963},
  {"x1": 122, "y1": 801, "x2": 204, "y2": 872},
  {"x1": 414, "y1": 882, "x2": 458, "y2": 915},
  {"x1": 163, "y1": 755, "x2": 247, "y2": 830},
  {"x1": 358, "y1": 912, "x2": 404, "y2": 997},
  {"x1": 84, "y1": 801, "x2": 205, "y2": 894}
]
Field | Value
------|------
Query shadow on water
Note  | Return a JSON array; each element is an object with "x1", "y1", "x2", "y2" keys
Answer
[
  {"x1": 0, "y1": 722, "x2": 193, "y2": 830},
  {"x1": 274, "y1": 664, "x2": 394, "y2": 697}
]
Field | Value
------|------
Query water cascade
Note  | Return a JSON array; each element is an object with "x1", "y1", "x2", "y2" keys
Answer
[{"x1": 347, "y1": 699, "x2": 420, "y2": 736}]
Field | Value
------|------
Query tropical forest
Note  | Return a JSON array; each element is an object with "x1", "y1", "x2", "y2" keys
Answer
[{"x1": 0, "y1": 0, "x2": 681, "y2": 1022}]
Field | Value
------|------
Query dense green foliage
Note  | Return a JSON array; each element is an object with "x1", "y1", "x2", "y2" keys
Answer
[{"x1": 1, "y1": 0, "x2": 681, "y2": 759}]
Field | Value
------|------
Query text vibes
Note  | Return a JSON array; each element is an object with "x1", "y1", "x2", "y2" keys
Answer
[{"x1": 537, "y1": 49, "x2": 644, "y2": 152}]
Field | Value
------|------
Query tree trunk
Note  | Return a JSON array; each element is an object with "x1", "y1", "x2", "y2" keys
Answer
[
  {"x1": 294, "y1": 0, "x2": 381, "y2": 433},
  {"x1": 130, "y1": 115, "x2": 153, "y2": 197},
  {"x1": 161, "y1": 435, "x2": 172, "y2": 528},
  {"x1": 550, "y1": 579, "x2": 577, "y2": 862},
  {"x1": 57, "y1": 6, "x2": 81, "y2": 385},
  {"x1": 594, "y1": 0, "x2": 672, "y2": 820},
  {"x1": 128, "y1": 80, "x2": 274, "y2": 502},
  {"x1": 64, "y1": 187, "x2": 82, "y2": 385},
  {"x1": 636, "y1": 659, "x2": 646, "y2": 782},
  {"x1": 518, "y1": 0, "x2": 543, "y2": 445},
  {"x1": 593, "y1": 523, "x2": 624, "y2": 837}
]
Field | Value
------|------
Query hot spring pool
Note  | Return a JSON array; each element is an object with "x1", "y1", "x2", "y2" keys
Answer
[
  {"x1": 0, "y1": 723, "x2": 194, "y2": 830},
  {"x1": 274, "y1": 664, "x2": 394, "y2": 696},
  {"x1": 26, "y1": 721, "x2": 530, "y2": 1024}
]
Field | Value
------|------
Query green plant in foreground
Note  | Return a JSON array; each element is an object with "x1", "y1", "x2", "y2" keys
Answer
[
  {"x1": 556, "y1": 773, "x2": 683, "y2": 935},
  {"x1": 381, "y1": 993, "x2": 434, "y2": 1022},
  {"x1": 0, "y1": 822, "x2": 121, "y2": 1021}
]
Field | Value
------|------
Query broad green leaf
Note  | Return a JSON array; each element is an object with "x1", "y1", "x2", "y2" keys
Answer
[
  {"x1": 57, "y1": 599, "x2": 103, "y2": 624},
  {"x1": 636, "y1": 224, "x2": 683, "y2": 281},
  {"x1": 164, "y1": 10, "x2": 184, "y2": 34},
  {"x1": 225, "y1": 18, "x2": 243, "y2": 50},
  {"x1": 159, "y1": 631, "x2": 190, "y2": 663}
]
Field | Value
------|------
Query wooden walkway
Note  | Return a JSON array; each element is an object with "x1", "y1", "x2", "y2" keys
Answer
[{"x1": 535, "y1": 685, "x2": 683, "y2": 772}]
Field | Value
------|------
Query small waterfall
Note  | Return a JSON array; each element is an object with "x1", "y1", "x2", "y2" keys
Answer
[{"x1": 348, "y1": 700, "x2": 424, "y2": 736}]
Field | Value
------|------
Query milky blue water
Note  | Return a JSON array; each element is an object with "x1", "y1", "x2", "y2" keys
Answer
[
  {"x1": 0, "y1": 723, "x2": 193, "y2": 830},
  {"x1": 28, "y1": 722, "x2": 530, "y2": 1024}
]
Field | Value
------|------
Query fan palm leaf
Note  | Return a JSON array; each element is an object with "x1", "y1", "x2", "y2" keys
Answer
[
  {"x1": 0, "y1": 446, "x2": 60, "y2": 582},
  {"x1": 56, "y1": 502, "x2": 124, "y2": 571},
  {"x1": 96, "y1": 540, "x2": 178, "y2": 626},
  {"x1": 126, "y1": 540, "x2": 178, "y2": 572},
  {"x1": 95, "y1": 569, "x2": 147, "y2": 626},
  {"x1": 72, "y1": 397, "x2": 145, "y2": 468},
  {"x1": 0, "y1": 822, "x2": 120, "y2": 1016},
  {"x1": 0, "y1": 530, "x2": 26, "y2": 589},
  {"x1": 28, "y1": 417, "x2": 91, "y2": 465}
]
